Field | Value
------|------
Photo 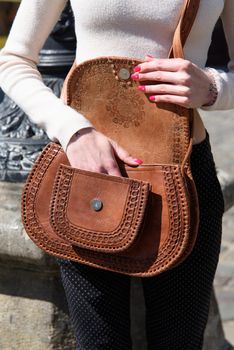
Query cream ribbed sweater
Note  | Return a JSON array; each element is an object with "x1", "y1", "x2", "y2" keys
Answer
[{"x1": 0, "y1": 0, "x2": 233, "y2": 150}]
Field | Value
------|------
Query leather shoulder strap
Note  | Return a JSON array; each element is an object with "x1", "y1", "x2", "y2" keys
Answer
[
  {"x1": 168, "y1": 0, "x2": 201, "y2": 172},
  {"x1": 169, "y1": 0, "x2": 200, "y2": 58}
]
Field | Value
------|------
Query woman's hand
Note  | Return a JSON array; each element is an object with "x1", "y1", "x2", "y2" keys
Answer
[
  {"x1": 132, "y1": 55, "x2": 214, "y2": 108},
  {"x1": 66, "y1": 127, "x2": 143, "y2": 175}
]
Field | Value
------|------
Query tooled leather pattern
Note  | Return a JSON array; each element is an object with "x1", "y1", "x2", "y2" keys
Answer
[
  {"x1": 22, "y1": 143, "x2": 70, "y2": 255},
  {"x1": 106, "y1": 60, "x2": 145, "y2": 128},
  {"x1": 124, "y1": 166, "x2": 190, "y2": 268},
  {"x1": 50, "y1": 164, "x2": 150, "y2": 253},
  {"x1": 160, "y1": 166, "x2": 189, "y2": 260},
  {"x1": 176, "y1": 165, "x2": 200, "y2": 262},
  {"x1": 106, "y1": 87, "x2": 145, "y2": 128},
  {"x1": 68, "y1": 58, "x2": 146, "y2": 129},
  {"x1": 172, "y1": 111, "x2": 191, "y2": 164},
  {"x1": 66, "y1": 57, "x2": 192, "y2": 166}
]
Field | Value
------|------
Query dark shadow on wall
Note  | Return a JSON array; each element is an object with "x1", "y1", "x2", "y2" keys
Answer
[{"x1": 0, "y1": 261, "x2": 69, "y2": 314}]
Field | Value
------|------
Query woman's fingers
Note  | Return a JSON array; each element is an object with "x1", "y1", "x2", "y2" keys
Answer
[
  {"x1": 138, "y1": 83, "x2": 190, "y2": 96},
  {"x1": 103, "y1": 158, "x2": 122, "y2": 176},
  {"x1": 109, "y1": 139, "x2": 143, "y2": 167},
  {"x1": 133, "y1": 71, "x2": 189, "y2": 85},
  {"x1": 133, "y1": 57, "x2": 213, "y2": 108},
  {"x1": 149, "y1": 94, "x2": 192, "y2": 108},
  {"x1": 131, "y1": 58, "x2": 192, "y2": 88},
  {"x1": 135, "y1": 57, "x2": 193, "y2": 73},
  {"x1": 132, "y1": 69, "x2": 191, "y2": 86},
  {"x1": 66, "y1": 129, "x2": 143, "y2": 177}
]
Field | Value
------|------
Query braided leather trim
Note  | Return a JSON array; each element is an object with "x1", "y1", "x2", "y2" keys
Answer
[
  {"x1": 50, "y1": 164, "x2": 150, "y2": 253},
  {"x1": 153, "y1": 165, "x2": 190, "y2": 268},
  {"x1": 22, "y1": 143, "x2": 71, "y2": 255},
  {"x1": 172, "y1": 105, "x2": 191, "y2": 164}
]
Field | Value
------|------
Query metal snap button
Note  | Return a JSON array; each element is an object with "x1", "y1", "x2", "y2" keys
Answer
[
  {"x1": 90, "y1": 198, "x2": 103, "y2": 212},
  {"x1": 118, "y1": 68, "x2": 131, "y2": 80}
]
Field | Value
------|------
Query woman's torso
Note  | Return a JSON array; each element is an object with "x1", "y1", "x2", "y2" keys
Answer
[
  {"x1": 71, "y1": 0, "x2": 224, "y2": 66},
  {"x1": 70, "y1": 0, "x2": 225, "y2": 144}
]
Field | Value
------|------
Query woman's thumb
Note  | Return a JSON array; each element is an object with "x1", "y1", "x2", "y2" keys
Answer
[{"x1": 109, "y1": 139, "x2": 143, "y2": 166}]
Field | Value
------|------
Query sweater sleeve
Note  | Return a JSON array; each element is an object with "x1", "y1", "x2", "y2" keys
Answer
[
  {"x1": 0, "y1": 0, "x2": 93, "y2": 150},
  {"x1": 201, "y1": 0, "x2": 234, "y2": 111}
]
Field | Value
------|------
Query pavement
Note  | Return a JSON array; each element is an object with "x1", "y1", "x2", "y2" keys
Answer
[{"x1": 201, "y1": 109, "x2": 234, "y2": 346}]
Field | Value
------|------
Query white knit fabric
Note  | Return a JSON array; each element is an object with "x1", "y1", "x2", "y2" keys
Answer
[{"x1": 0, "y1": 0, "x2": 233, "y2": 150}]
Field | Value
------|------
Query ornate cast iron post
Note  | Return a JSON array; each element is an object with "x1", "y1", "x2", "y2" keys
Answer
[{"x1": 0, "y1": 1, "x2": 76, "y2": 182}]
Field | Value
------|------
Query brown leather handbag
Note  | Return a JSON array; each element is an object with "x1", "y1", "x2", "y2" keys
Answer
[{"x1": 22, "y1": 0, "x2": 200, "y2": 277}]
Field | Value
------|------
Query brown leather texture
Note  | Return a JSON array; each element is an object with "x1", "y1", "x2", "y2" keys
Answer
[{"x1": 21, "y1": 0, "x2": 200, "y2": 277}]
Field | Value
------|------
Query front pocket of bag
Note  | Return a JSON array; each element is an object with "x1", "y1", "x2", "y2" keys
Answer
[{"x1": 49, "y1": 164, "x2": 151, "y2": 253}]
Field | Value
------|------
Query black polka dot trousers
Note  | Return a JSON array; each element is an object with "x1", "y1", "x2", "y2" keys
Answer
[{"x1": 58, "y1": 133, "x2": 224, "y2": 350}]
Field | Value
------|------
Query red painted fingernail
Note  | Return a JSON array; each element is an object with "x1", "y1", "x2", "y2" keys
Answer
[
  {"x1": 149, "y1": 96, "x2": 155, "y2": 101},
  {"x1": 133, "y1": 66, "x2": 141, "y2": 72},
  {"x1": 137, "y1": 85, "x2": 145, "y2": 92},
  {"x1": 131, "y1": 73, "x2": 139, "y2": 80},
  {"x1": 134, "y1": 159, "x2": 143, "y2": 165},
  {"x1": 146, "y1": 54, "x2": 154, "y2": 58}
]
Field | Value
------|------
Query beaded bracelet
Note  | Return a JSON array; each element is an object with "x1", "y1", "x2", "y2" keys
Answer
[{"x1": 202, "y1": 67, "x2": 218, "y2": 107}]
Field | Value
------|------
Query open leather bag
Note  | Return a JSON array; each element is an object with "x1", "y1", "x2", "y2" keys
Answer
[{"x1": 22, "y1": 0, "x2": 200, "y2": 277}]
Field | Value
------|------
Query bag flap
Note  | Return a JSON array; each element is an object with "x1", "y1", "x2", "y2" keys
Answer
[{"x1": 50, "y1": 164, "x2": 151, "y2": 253}]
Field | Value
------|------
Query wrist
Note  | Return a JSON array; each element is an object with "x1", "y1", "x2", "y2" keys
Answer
[
  {"x1": 67, "y1": 127, "x2": 95, "y2": 149},
  {"x1": 202, "y1": 68, "x2": 218, "y2": 107}
]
